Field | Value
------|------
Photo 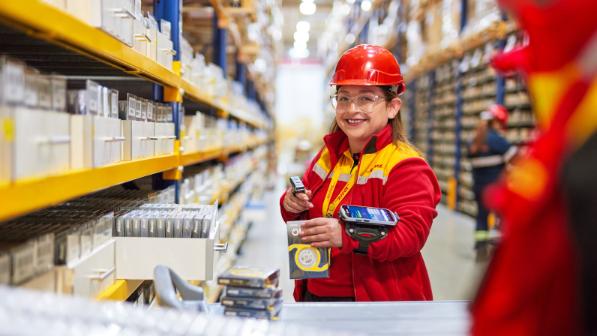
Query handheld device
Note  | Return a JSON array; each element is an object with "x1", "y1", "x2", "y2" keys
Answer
[
  {"x1": 289, "y1": 176, "x2": 306, "y2": 195},
  {"x1": 339, "y1": 205, "x2": 398, "y2": 227},
  {"x1": 339, "y1": 205, "x2": 399, "y2": 254}
]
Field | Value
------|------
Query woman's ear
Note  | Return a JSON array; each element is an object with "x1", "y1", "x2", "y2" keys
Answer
[{"x1": 388, "y1": 98, "x2": 402, "y2": 119}]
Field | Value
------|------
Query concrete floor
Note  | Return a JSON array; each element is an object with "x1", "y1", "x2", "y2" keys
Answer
[{"x1": 236, "y1": 182, "x2": 489, "y2": 302}]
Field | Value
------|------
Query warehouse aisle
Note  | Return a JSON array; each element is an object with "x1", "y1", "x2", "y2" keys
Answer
[{"x1": 236, "y1": 179, "x2": 489, "y2": 302}]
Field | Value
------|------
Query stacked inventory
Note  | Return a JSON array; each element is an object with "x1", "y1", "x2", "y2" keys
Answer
[
  {"x1": 412, "y1": 75, "x2": 431, "y2": 156},
  {"x1": 0, "y1": 187, "x2": 174, "y2": 294},
  {"x1": 430, "y1": 61, "x2": 458, "y2": 202},
  {"x1": 218, "y1": 266, "x2": 282, "y2": 320},
  {"x1": 0, "y1": 0, "x2": 275, "y2": 316},
  {"x1": 457, "y1": 44, "x2": 498, "y2": 217},
  {"x1": 404, "y1": 31, "x2": 536, "y2": 218}
]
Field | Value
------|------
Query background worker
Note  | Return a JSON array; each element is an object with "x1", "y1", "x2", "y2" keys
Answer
[
  {"x1": 280, "y1": 44, "x2": 441, "y2": 302},
  {"x1": 467, "y1": 104, "x2": 516, "y2": 251}
]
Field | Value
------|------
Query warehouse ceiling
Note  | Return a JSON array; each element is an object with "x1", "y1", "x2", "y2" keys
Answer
[{"x1": 280, "y1": 0, "x2": 334, "y2": 61}]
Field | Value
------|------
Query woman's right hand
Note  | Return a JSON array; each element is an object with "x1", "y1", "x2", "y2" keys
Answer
[{"x1": 282, "y1": 187, "x2": 313, "y2": 214}]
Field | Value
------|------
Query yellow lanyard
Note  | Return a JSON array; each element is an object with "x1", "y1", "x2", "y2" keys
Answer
[{"x1": 322, "y1": 155, "x2": 358, "y2": 218}]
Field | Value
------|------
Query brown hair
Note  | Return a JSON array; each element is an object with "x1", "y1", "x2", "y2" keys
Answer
[{"x1": 329, "y1": 86, "x2": 408, "y2": 145}]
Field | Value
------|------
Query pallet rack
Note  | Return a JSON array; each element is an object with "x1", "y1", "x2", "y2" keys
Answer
[{"x1": 0, "y1": 1, "x2": 275, "y2": 302}]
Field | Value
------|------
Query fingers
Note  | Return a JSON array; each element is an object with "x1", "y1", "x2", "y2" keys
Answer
[
  {"x1": 301, "y1": 233, "x2": 329, "y2": 243},
  {"x1": 311, "y1": 241, "x2": 332, "y2": 248},
  {"x1": 284, "y1": 199, "x2": 304, "y2": 213},
  {"x1": 302, "y1": 217, "x2": 330, "y2": 228},
  {"x1": 300, "y1": 226, "x2": 327, "y2": 237},
  {"x1": 283, "y1": 188, "x2": 313, "y2": 213}
]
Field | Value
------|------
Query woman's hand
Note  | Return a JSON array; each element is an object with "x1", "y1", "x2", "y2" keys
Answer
[
  {"x1": 282, "y1": 187, "x2": 313, "y2": 214},
  {"x1": 300, "y1": 217, "x2": 343, "y2": 248}
]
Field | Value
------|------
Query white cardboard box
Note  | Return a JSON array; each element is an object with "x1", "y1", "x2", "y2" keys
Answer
[
  {"x1": 154, "y1": 122, "x2": 175, "y2": 156},
  {"x1": 70, "y1": 240, "x2": 115, "y2": 298},
  {"x1": 71, "y1": 115, "x2": 122, "y2": 169},
  {"x1": 66, "y1": 0, "x2": 102, "y2": 27},
  {"x1": 123, "y1": 120, "x2": 155, "y2": 160},
  {"x1": 115, "y1": 237, "x2": 217, "y2": 280},
  {"x1": 156, "y1": 31, "x2": 174, "y2": 70},
  {"x1": 13, "y1": 108, "x2": 70, "y2": 180},
  {"x1": 93, "y1": 116, "x2": 123, "y2": 166}
]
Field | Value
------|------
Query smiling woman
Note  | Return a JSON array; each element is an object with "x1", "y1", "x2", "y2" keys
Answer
[{"x1": 280, "y1": 44, "x2": 442, "y2": 302}]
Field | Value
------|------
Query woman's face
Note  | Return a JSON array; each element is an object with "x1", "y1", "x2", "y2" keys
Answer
[{"x1": 334, "y1": 85, "x2": 401, "y2": 145}]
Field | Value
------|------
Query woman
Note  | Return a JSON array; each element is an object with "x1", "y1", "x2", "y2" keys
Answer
[{"x1": 280, "y1": 44, "x2": 441, "y2": 302}]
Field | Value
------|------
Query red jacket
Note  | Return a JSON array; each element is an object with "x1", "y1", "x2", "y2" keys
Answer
[{"x1": 280, "y1": 124, "x2": 441, "y2": 301}]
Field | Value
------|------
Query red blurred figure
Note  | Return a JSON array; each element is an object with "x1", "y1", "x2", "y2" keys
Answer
[{"x1": 471, "y1": 0, "x2": 597, "y2": 335}]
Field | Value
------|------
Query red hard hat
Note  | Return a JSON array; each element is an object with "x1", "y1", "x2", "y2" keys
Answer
[
  {"x1": 488, "y1": 104, "x2": 509, "y2": 127},
  {"x1": 330, "y1": 44, "x2": 406, "y2": 93}
]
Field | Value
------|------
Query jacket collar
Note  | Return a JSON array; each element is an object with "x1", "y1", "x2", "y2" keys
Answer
[{"x1": 323, "y1": 124, "x2": 394, "y2": 165}]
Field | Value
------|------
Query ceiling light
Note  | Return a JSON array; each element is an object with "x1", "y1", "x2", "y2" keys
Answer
[
  {"x1": 294, "y1": 40, "x2": 308, "y2": 50},
  {"x1": 293, "y1": 30, "x2": 310, "y2": 43},
  {"x1": 296, "y1": 21, "x2": 310, "y2": 32},
  {"x1": 299, "y1": 2, "x2": 317, "y2": 15},
  {"x1": 361, "y1": 0, "x2": 372, "y2": 11},
  {"x1": 289, "y1": 47, "x2": 310, "y2": 59}
]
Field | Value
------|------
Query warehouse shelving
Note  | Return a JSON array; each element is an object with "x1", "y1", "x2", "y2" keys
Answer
[
  {"x1": 0, "y1": 1, "x2": 275, "y2": 306},
  {"x1": 0, "y1": 2, "x2": 271, "y2": 130},
  {"x1": 180, "y1": 147, "x2": 226, "y2": 167},
  {"x1": 96, "y1": 279, "x2": 143, "y2": 301},
  {"x1": 0, "y1": 2, "x2": 180, "y2": 90},
  {"x1": 0, "y1": 154, "x2": 178, "y2": 222},
  {"x1": 396, "y1": 4, "x2": 535, "y2": 218},
  {"x1": 0, "y1": 137, "x2": 271, "y2": 222}
]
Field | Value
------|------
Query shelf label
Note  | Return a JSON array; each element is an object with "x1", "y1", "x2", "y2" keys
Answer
[{"x1": 2, "y1": 118, "x2": 15, "y2": 142}]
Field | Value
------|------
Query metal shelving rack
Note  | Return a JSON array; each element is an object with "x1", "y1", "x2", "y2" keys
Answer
[
  {"x1": 403, "y1": 1, "x2": 535, "y2": 217},
  {"x1": 0, "y1": 1, "x2": 274, "y2": 302}
]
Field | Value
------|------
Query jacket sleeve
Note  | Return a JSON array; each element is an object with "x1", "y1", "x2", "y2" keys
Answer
[
  {"x1": 368, "y1": 158, "x2": 441, "y2": 262},
  {"x1": 279, "y1": 148, "x2": 323, "y2": 222}
]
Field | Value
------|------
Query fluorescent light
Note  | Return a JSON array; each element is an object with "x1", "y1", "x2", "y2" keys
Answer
[
  {"x1": 294, "y1": 40, "x2": 308, "y2": 50},
  {"x1": 293, "y1": 30, "x2": 310, "y2": 43},
  {"x1": 289, "y1": 47, "x2": 310, "y2": 59},
  {"x1": 299, "y1": 2, "x2": 316, "y2": 15},
  {"x1": 296, "y1": 21, "x2": 310, "y2": 32},
  {"x1": 361, "y1": 0, "x2": 372, "y2": 11}
]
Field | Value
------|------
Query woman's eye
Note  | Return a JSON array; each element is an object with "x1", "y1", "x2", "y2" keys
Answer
[{"x1": 360, "y1": 96, "x2": 375, "y2": 103}]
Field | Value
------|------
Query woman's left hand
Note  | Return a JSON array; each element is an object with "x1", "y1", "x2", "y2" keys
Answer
[{"x1": 300, "y1": 217, "x2": 343, "y2": 248}]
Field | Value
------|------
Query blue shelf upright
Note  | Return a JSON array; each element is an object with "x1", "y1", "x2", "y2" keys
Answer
[
  {"x1": 153, "y1": 0, "x2": 182, "y2": 202},
  {"x1": 426, "y1": 71, "x2": 436, "y2": 166}
]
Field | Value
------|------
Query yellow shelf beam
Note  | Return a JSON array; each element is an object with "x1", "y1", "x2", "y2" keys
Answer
[
  {"x1": 0, "y1": 3, "x2": 268, "y2": 129},
  {"x1": 0, "y1": 2, "x2": 180, "y2": 89},
  {"x1": 0, "y1": 155, "x2": 178, "y2": 221},
  {"x1": 180, "y1": 148, "x2": 224, "y2": 166},
  {"x1": 181, "y1": 80, "x2": 267, "y2": 129},
  {"x1": 96, "y1": 279, "x2": 143, "y2": 301},
  {"x1": 181, "y1": 79, "x2": 223, "y2": 110}
]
